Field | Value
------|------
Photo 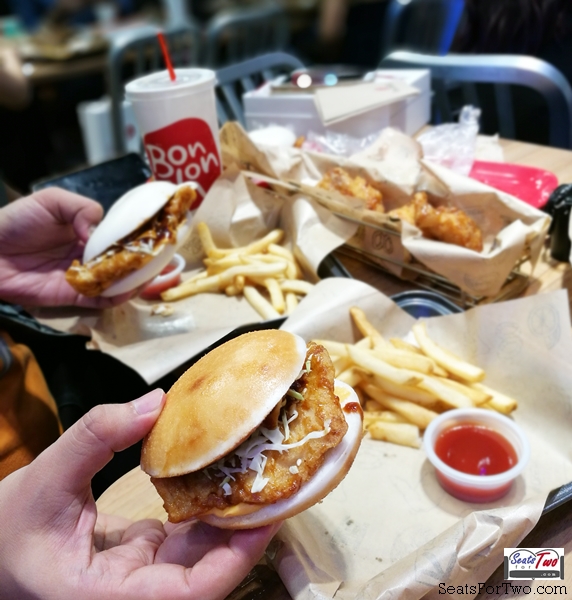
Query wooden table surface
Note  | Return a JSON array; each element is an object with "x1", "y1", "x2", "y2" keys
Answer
[{"x1": 97, "y1": 138, "x2": 572, "y2": 599}]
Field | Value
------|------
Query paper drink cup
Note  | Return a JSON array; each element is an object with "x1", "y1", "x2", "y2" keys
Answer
[{"x1": 125, "y1": 68, "x2": 221, "y2": 209}]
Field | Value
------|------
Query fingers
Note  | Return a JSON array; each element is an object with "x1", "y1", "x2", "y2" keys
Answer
[
  {"x1": 156, "y1": 521, "x2": 234, "y2": 567},
  {"x1": 33, "y1": 389, "x2": 165, "y2": 498},
  {"x1": 94, "y1": 513, "x2": 137, "y2": 550},
  {"x1": 229, "y1": 521, "x2": 283, "y2": 559},
  {"x1": 123, "y1": 522, "x2": 282, "y2": 600},
  {"x1": 72, "y1": 290, "x2": 136, "y2": 309},
  {"x1": 181, "y1": 522, "x2": 282, "y2": 600},
  {"x1": 34, "y1": 187, "x2": 104, "y2": 243}
]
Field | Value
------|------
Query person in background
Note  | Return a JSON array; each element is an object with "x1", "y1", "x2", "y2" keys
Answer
[
  {"x1": 0, "y1": 188, "x2": 280, "y2": 599},
  {"x1": 312, "y1": 0, "x2": 387, "y2": 66},
  {"x1": 0, "y1": 45, "x2": 30, "y2": 201},
  {"x1": 452, "y1": 0, "x2": 572, "y2": 145},
  {"x1": 453, "y1": 0, "x2": 572, "y2": 81},
  {"x1": 0, "y1": 45, "x2": 29, "y2": 110},
  {"x1": 7, "y1": 0, "x2": 136, "y2": 30}
]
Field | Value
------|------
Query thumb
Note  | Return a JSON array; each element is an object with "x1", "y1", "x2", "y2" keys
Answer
[
  {"x1": 35, "y1": 389, "x2": 165, "y2": 496},
  {"x1": 34, "y1": 187, "x2": 104, "y2": 243}
]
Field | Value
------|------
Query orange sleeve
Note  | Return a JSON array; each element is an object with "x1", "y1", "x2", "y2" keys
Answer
[{"x1": 0, "y1": 332, "x2": 62, "y2": 480}]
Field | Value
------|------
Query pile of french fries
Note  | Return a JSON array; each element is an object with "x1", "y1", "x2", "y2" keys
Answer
[
  {"x1": 161, "y1": 222, "x2": 314, "y2": 319},
  {"x1": 314, "y1": 307, "x2": 517, "y2": 449}
]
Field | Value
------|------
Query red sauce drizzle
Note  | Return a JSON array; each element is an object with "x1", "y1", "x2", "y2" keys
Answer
[
  {"x1": 435, "y1": 423, "x2": 517, "y2": 476},
  {"x1": 343, "y1": 402, "x2": 363, "y2": 415}
]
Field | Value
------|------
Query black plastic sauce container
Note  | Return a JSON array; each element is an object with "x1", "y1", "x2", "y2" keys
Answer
[{"x1": 545, "y1": 184, "x2": 572, "y2": 262}]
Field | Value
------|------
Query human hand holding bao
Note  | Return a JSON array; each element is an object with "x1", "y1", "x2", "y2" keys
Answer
[
  {"x1": 0, "y1": 389, "x2": 280, "y2": 600},
  {"x1": 0, "y1": 188, "x2": 131, "y2": 308}
]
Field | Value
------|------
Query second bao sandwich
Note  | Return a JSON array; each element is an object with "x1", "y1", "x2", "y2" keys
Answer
[
  {"x1": 65, "y1": 181, "x2": 196, "y2": 297},
  {"x1": 141, "y1": 329, "x2": 363, "y2": 529}
]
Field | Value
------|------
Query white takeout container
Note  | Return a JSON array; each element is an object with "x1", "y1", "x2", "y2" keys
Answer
[
  {"x1": 423, "y1": 408, "x2": 530, "y2": 503},
  {"x1": 243, "y1": 69, "x2": 431, "y2": 138}
]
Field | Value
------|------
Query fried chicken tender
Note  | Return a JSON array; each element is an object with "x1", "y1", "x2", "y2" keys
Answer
[
  {"x1": 388, "y1": 192, "x2": 483, "y2": 252},
  {"x1": 317, "y1": 167, "x2": 384, "y2": 212},
  {"x1": 387, "y1": 191, "x2": 428, "y2": 226},
  {"x1": 65, "y1": 186, "x2": 195, "y2": 297},
  {"x1": 152, "y1": 343, "x2": 348, "y2": 523},
  {"x1": 416, "y1": 204, "x2": 483, "y2": 251}
]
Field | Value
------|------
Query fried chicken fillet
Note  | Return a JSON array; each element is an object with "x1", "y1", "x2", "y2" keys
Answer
[
  {"x1": 318, "y1": 167, "x2": 384, "y2": 212},
  {"x1": 65, "y1": 186, "x2": 195, "y2": 297},
  {"x1": 388, "y1": 192, "x2": 483, "y2": 251},
  {"x1": 151, "y1": 343, "x2": 348, "y2": 523}
]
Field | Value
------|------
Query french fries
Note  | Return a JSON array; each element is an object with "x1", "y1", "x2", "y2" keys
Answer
[
  {"x1": 363, "y1": 384, "x2": 439, "y2": 430},
  {"x1": 162, "y1": 223, "x2": 315, "y2": 317},
  {"x1": 311, "y1": 306, "x2": 518, "y2": 449},
  {"x1": 412, "y1": 321, "x2": 485, "y2": 382},
  {"x1": 350, "y1": 306, "x2": 387, "y2": 347},
  {"x1": 368, "y1": 421, "x2": 422, "y2": 449},
  {"x1": 347, "y1": 345, "x2": 423, "y2": 387}
]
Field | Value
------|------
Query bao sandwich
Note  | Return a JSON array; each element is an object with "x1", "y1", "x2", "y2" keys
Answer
[
  {"x1": 141, "y1": 329, "x2": 363, "y2": 529},
  {"x1": 66, "y1": 181, "x2": 196, "y2": 297}
]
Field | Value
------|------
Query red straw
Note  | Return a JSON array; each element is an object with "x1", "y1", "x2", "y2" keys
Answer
[{"x1": 157, "y1": 32, "x2": 176, "y2": 81}]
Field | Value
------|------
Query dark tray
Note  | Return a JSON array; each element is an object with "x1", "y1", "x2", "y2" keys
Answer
[
  {"x1": 391, "y1": 290, "x2": 463, "y2": 318},
  {"x1": 20, "y1": 157, "x2": 570, "y2": 512},
  {"x1": 32, "y1": 153, "x2": 152, "y2": 215}
]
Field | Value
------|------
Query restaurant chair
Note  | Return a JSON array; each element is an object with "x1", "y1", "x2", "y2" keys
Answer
[
  {"x1": 160, "y1": 0, "x2": 194, "y2": 27},
  {"x1": 107, "y1": 23, "x2": 202, "y2": 155},
  {"x1": 380, "y1": 50, "x2": 572, "y2": 149},
  {"x1": 380, "y1": 0, "x2": 465, "y2": 59},
  {"x1": 215, "y1": 51, "x2": 304, "y2": 126},
  {"x1": 204, "y1": 4, "x2": 290, "y2": 68}
]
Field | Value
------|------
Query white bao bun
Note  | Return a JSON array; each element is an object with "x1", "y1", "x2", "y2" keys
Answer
[
  {"x1": 83, "y1": 181, "x2": 197, "y2": 297},
  {"x1": 198, "y1": 380, "x2": 363, "y2": 529}
]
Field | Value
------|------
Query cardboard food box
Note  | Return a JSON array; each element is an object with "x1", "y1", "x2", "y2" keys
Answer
[{"x1": 243, "y1": 69, "x2": 431, "y2": 139}]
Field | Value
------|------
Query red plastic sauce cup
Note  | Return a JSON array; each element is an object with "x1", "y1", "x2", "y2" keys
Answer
[{"x1": 139, "y1": 253, "x2": 185, "y2": 300}]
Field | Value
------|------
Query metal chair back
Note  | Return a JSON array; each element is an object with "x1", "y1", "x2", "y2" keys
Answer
[
  {"x1": 381, "y1": 50, "x2": 572, "y2": 149},
  {"x1": 380, "y1": 0, "x2": 465, "y2": 59},
  {"x1": 215, "y1": 51, "x2": 304, "y2": 126},
  {"x1": 107, "y1": 23, "x2": 201, "y2": 155},
  {"x1": 160, "y1": 0, "x2": 194, "y2": 27},
  {"x1": 205, "y1": 4, "x2": 290, "y2": 67}
]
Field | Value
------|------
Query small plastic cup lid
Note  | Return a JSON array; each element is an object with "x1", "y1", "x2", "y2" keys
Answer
[{"x1": 125, "y1": 68, "x2": 216, "y2": 101}]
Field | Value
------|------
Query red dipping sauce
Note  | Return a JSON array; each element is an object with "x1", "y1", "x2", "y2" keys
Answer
[
  {"x1": 423, "y1": 408, "x2": 529, "y2": 504},
  {"x1": 435, "y1": 424, "x2": 518, "y2": 476}
]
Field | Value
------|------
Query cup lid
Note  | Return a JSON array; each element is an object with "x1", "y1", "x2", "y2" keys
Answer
[{"x1": 125, "y1": 68, "x2": 216, "y2": 100}]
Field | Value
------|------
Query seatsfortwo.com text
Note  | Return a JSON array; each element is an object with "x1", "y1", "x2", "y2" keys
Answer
[{"x1": 438, "y1": 582, "x2": 567, "y2": 595}]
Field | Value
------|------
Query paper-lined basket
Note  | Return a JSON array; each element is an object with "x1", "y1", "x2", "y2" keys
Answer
[{"x1": 220, "y1": 122, "x2": 551, "y2": 305}]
